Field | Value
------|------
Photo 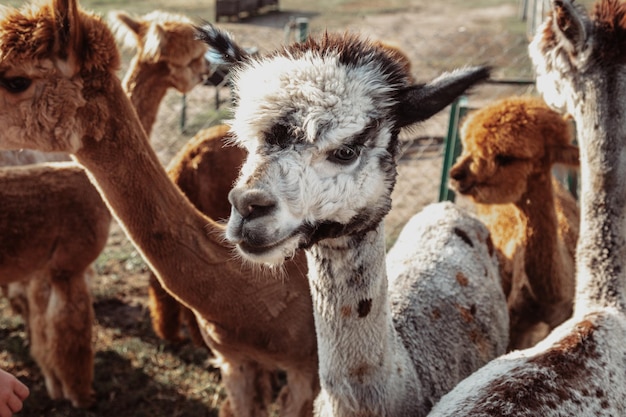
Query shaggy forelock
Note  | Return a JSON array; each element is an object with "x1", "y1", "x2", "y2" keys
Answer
[{"x1": 228, "y1": 33, "x2": 410, "y2": 151}]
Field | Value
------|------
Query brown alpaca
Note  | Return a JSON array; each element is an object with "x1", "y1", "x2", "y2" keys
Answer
[
  {"x1": 148, "y1": 124, "x2": 247, "y2": 346},
  {"x1": 0, "y1": 1, "x2": 318, "y2": 416},
  {"x1": 0, "y1": 162, "x2": 111, "y2": 407},
  {"x1": 0, "y1": 10, "x2": 212, "y2": 406},
  {"x1": 109, "y1": 9, "x2": 213, "y2": 346},
  {"x1": 109, "y1": 10, "x2": 210, "y2": 137},
  {"x1": 449, "y1": 95, "x2": 580, "y2": 350}
]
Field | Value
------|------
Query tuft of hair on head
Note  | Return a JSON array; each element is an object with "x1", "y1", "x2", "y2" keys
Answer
[{"x1": 195, "y1": 21, "x2": 249, "y2": 64}]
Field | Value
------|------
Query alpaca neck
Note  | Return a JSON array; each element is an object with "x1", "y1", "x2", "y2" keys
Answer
[
  {"x1": 307, "y1": 223, "x2": 418, "y2": 415},
  {"x1": 122, "y1": 57, "x2": 170, "y2": 137},
  {"x1": 75, "y1": 75, "x2": 228, "y2": 310},
  {"x1": 515, "y1": 173, "x2": 571, "y2": 308},
  {"x1": 573, "y1": 91, "x2": 626, "y2": 313}
]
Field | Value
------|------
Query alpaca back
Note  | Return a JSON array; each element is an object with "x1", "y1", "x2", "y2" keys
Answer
[{"x1": 387, "y1": 201, "x2": 509, "y2": 413}]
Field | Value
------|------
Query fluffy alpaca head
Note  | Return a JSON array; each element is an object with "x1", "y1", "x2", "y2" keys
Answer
[
  {"x1": 196, "y1": 25, "x2": 489, "y2": 265},
  {"x1": 529, "y1": 0, "x2": 626, "y2": 116},
  {"x1": 109, "y1": 10, "x2": 209, "y2": 93},
  {"x1": 450, "y1": 96, "x2": 579, "y2": 204},
  {"x1": 0, "y1": 0, "x2": 120, "y2": 153}
]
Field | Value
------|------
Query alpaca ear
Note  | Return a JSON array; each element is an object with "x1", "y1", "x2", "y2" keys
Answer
[
  {"x1": 550, "y1": 0, "x2": 590, "y2": 60},
  {"x1": 112, "y1": 11, "x2": 142, "y2": 36},
  {"x1": 52, "y1": 0, "x2": 84, "y2": 71},
  {"x1": 195, "y1": 22, "x2": 249, "y2": 64},
  {"x1": 395, "y1": 66, "x2": 490, "y2": 128},
  {"x1": 549, "y1": 143, "x2": 580, "y2": 167},
  {"x1": 144, "y1": 23, "x2": 167, "y2": 61},
  {"x1": 108, "y1": 11, "x2": 143, "y2": 49}
]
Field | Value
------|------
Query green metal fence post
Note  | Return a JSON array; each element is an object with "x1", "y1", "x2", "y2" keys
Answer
[{"x1": 438, "y1": 96, "x2": 469, "y2": 202}]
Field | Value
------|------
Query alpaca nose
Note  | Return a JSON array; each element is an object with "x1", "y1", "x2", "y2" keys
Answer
[
  {"x1": 449, "y1": 163, "x2": 467, "y2": 182},
  {"x1": 229, "y1": 187, "x2": 277, "y2": 220}
]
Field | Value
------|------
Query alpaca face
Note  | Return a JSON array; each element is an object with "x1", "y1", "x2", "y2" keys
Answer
[
  {"x1": 111, "y1": 11, "x2": 210, "y2": 94},
  {"x1": 156, "y1": 28, "x2": 208, "y2": 93},
  {"x1": 165, "y1": 52, "x2": 209, "y2": 93},
  {"x1": 0, "y1": 1, "x2": 120, "y2": 153},
  {"x1": 225, "y1": 40, "x2": 403, "y2": 264},
  {"x1": 449, "y1": 96, "x2": 574, "y2": 205}
]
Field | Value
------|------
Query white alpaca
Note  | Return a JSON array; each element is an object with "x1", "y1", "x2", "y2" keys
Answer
[
  {"x1": 197, "y1": 27, "x2": 510, "y2": 416},
  {"x1": 427, "y1": 0, "x2": 626, "y2": 414}
]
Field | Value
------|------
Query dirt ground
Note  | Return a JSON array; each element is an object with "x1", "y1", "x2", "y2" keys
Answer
[{"x1": 0, "y1": 1, "x2": 536, "y2": 416}]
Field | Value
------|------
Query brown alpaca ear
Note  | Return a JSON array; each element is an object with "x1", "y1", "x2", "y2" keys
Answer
[
  {"x1": 549, "y1": 143, "x2": 580, "y2": 167},
  {"x1": 144, "y1": 24, "x2": 168, "y2": 61},
  {"x1": 112, "y1": 11, "x2": 142, "y2": 36},
  {"x1": 52, "y1": 0, "x2": 84, "y2": 71}
]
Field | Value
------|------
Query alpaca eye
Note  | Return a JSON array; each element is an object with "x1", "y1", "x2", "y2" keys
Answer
[
  {"x1": 0, "y1": 76, "x2": 32, "y2": 93},
  {"x1": 495, "y1": 154, "x2": 516, "y2": 166},
  {"x1": 328, "y1": 145, "x2": 360, "y2": 165}
]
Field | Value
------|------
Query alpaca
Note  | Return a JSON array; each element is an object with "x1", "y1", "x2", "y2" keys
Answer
[
  {"x1": 449, "y1": 95, "x2": 580, "y2": 350},
  {"x1": 109, "y1": 9, "x2": 212, "y2": 346},
  {"x1": 109, "y1": 10, "x2": 210, "y2": 138},
  {"x1": 0, "y1": 10, "x2": 213, "y2": 405},
  {"x1": 145, "y1": 35, "x2": 414, "y2": 348},
  {"x1": 427, "y1": 0, "x2": 626, "y2": 414},
  {"x1": 0, "y1": 162, "x2": 111, "y2": 407},
  {"x1": 0, "y1": 1, "x2": 318, "y2": 416},
  {"x1": 149, "y1": 124, "x2": 247, "y2": 346},
  {"x1": 198, "y1": 27, "x2": 510, "y2": 416}
]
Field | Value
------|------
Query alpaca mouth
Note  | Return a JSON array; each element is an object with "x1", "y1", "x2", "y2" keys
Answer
[
  {"x1": 451, "y1": 180, "x2": 474, "y2": 195},
  {"x1": 236, "y1": 233, "x2": 302, "y2": 264}
]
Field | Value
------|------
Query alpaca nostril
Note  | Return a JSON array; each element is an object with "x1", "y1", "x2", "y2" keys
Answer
[{"x1": 229, "y1": 187, "x2": 277, "y2": 220}]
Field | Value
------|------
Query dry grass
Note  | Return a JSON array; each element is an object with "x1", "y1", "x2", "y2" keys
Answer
[{"x1": 0, "y1": 0, "x2": 535, "y2": 415}]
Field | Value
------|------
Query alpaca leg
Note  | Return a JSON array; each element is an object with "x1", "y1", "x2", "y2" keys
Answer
[
  {"x1": 29, "y1": 270, "x2": 95, "y2": 408},
  {"x1": 218, "y1": 359, "x2": 273, "y2": 417},
  {"x1": 148, "y1": 273, "x2": 184, "y2": 343},
  {"x1": 275, "y1": 367, "x2": 317, "y2": 417},
  {"x1": 26, "y1": 273, "x2": 64, "y2": 399},
  {"x1": 3, "y1": 282, "x2": 31, "y2": 342}
]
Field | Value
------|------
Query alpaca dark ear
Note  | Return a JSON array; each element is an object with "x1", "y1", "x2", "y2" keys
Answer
[
  {"x1": 395, "y1": 66, "x2": 490, "y2": 128},
  {"x1": 52, "y1": 0, "x2": 84, "y2": 68},
  {"x1": 195, "y1": 22, "x2": 248, "y2": 64}
]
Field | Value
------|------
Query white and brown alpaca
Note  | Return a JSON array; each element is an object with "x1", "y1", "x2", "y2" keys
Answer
[
  {"x1": 0, "y1": 162, "x2": 111, "y2": 407},
  {"x1": 109, "y1": 9, "x2": 213, "y2": 346},
  {"x1": 145, "y1": 38, "x2": 416, "y2": 346},
  {"x1": 0, "y1": 1, "x2": 318, "y2": 416},
  {"x1": 449, "y1": 95, "x2": 580, "y2": 350},
  {"x1": 427, "y1": 0, "x2": 626, "y2": 414},
  {"x1": 198, "y1": 27, "x2": 509, "y2": 416}
]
